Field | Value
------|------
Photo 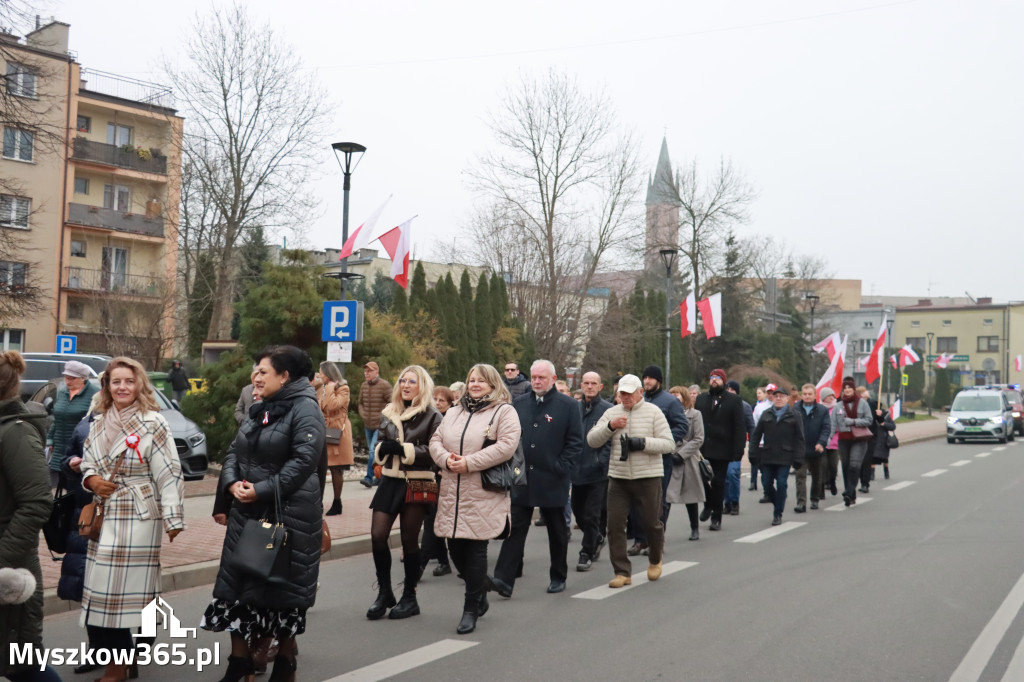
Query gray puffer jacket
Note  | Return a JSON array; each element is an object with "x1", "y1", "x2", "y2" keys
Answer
[{"x1": 214, "y1": 380, "x2": 326, "y2": 610}]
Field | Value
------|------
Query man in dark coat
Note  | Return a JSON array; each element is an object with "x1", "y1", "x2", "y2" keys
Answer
[
  {"x1": 168, "y1": 359, "x2": 190, "y2": 403},
  {"x1": 572, "y1": 371, "x2": 612, "y2": 572},
  {"x1": 751, "y1": 385, "x2": 805, "y2": 526},
  {"x1": 503, "y1": 361, "x2": 531, "y2": 397},
  {"x1": 492, "y1": 360, "x2": 583, "y2": 596},
  {"x1": 724, "y1": 380, "x2": 754, "y2": 516},
  {"x1": 694, "y1": 368, "x2": 747, "y2": 531},
  {"x1": 794, "y1": 383, "x2": 831, "y2": 512}
]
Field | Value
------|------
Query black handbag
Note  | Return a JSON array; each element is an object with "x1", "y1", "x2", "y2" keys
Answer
[
  {"x1": 42, "y1": 481, "x2": 77, "y2": 556},
  {"x1": 479, "y1": 406, "x2": 527, "y2": 493},
  {"x1": 229, "y1": 480, "x2": 290, "y2": 583},
  {"x1": 324, "y1": 427, "x2": 342, "y2": 446},
  {"x1": 886, "y1": 433, "x2": 899, "y2": 449},
  {"x1": 697, "y1": 454, "x2": 714, "y2": 484}
]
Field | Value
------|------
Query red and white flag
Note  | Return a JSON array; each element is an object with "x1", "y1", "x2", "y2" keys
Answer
[
  {"x1": 338, "y1": 195, "x2": 391, "y2": 260},
  {"x1": 816, "y1": 334, "x2": 848, "y2": 400},
  {"x1": 865, "y1": 318, "x2": 888, "y2": 385},
  {"x1": 934, "y1": 352, "x2": 955, "y2": 369},
  {"x1": 889, "y1": 354, "x2": 899, "y2": 370},
  {"x1": 697, "y1": 293, "x2": 722, "y2": 339},
  {"x1": 899, "y1": 345, "x2": 921, "y2": 368},
  {"x1": 679, "y1": 292, "x2": 696, "y2": 338},
  {"x1": 890, "y1": 399, "x2": 901, "y2": 421},
  {"x1": 813, "y1": 331, "x2": 843, "y2": 362},
  {"x1": 1017, "y1": 355, "x2": 1023, "y2": 372},
  {"x1": 376, "y1": 217, "x2": 414, "y2": 289}
]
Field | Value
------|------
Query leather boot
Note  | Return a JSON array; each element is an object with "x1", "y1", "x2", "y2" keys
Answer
[
  {"x1": 388, "y1": 551, "x2": 421, "y2": 619},
  {"x1": 457, "y1": 593, "x2": 480, "y2": 634},
  {"x1": 268, "y1": 638, "x2": 297, "y2": 682},
  {"x1": 95, "y1": 663, "x2": 129, "y2": 682},
  {"x1": 367, "y1": 548, "x2": 396, "y2": 620},
  {"x1": 326, "y1": 499, "x2": 342, "y2": 516},
  {"x1": 215, "y1": 655, "x2": 255, "y2": 682}
]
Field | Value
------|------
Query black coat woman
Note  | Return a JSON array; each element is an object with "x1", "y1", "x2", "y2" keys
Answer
[
  {"x1": 366, "y1": 365, "x2": 442, "y2": 621},
  {"x1": 201, "y1": 345, "x2": 325, "y2": 682}
]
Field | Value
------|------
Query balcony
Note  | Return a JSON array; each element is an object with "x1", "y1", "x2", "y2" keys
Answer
[
  {"x1": 72, "y1": 137, "x2": 167, "y2": 175},
  {"x1": 67, "y1": 203, "x2": 164, "y2": 238},
  {"x1": 64, "y1": 267, "x2": 162, "y2": 299}
]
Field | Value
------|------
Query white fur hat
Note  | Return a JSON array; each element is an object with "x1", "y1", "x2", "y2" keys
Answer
[{"x1": 0, "y1": 567, "x2": 37, "y2": 605}]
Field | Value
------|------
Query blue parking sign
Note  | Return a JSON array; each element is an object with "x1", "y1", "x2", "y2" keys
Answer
[
  {"x1": 56, "y1": 335, "x2": 77, "y2": 353},
  {"x1": 322, "y1": 301, "x2": 363, "y2": 342}
]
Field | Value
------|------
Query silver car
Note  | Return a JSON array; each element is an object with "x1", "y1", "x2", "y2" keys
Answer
[{"x1": 946, "y1": 389, "x2": 1016, "y2": 444}]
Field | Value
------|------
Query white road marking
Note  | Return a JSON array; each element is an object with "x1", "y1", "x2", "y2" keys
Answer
[
  {"x1": 994, "y1": 446, "x2": 1006, "y2": 452},
  {"x1": 951, "y1": 460, "x2": 972, "y2": 467},
  {"x1": 825, "y1": 497, "x2": 873, "y2": 511},
  {"x1": 922, "y1": 469, "x2": 948, "y2": 477},
  {"x1": 1001, "y1": 634, "x2": 1024, "y2": 682},
  {"x1": 734, "y1": 521, "x2": 806, "y2": 543},
  {"x1": 884, "y1": 481, "x2": 916, "y2": 491},
  {"x1": 327, "y1": 639, "x2": 479, "y2": 682},
  {"x1": 572, "y1": 560, "x2": 697, "y2": 600},
  {"x1": 949, "y1": 569, "x2": 1024, "y2": 682},
  {"x1": 1006, "y1": 441, "x2": 1019, "y2": 446},
  {"x1": 975, "y1": 452, "x2": 992, "y2": 458}
]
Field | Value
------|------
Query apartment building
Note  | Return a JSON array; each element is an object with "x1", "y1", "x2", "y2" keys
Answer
[{"x1": 0, "y1": 21, "x2": 182, "y2": 365}]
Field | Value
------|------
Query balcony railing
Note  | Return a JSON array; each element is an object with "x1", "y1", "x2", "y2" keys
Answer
[
  {"x1": 79, "y1": 68, "x2": 175, "y2": 109},
  {"x1": 72, "y1": 137, "x2": 168, "y2": 175},
  {"x1": 64, "y1": 267, "x2": 162, "y2": 299},
  {"x1": 67, "y1": 203, "x2": 164, "y2": 238}
]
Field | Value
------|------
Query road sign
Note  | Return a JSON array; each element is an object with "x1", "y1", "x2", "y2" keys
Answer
[
  {"x1": 56, "y1": 335, "x2": 77, "y2": 353},
  {"x1": 327, "y1": 342, "x2": 352, "y2": 363},
  {"x1": 322, "y1": 301, "x2": 364, "y2": 342},
  {"x1": 926, "y1": 354, "x2": 969, "y2": 362},
  {"x1": 901, "y1": 373, "x2": 909, "y2": 386}
]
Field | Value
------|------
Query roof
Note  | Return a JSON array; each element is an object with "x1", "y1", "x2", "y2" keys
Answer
[{"x1": 645, "y1": 137, "x2": 679, "y2": 206}]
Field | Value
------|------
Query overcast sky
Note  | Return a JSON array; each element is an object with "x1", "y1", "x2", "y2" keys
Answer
[{"x1": 49, "y1": 0, "x2": 1023, "y2": 302}]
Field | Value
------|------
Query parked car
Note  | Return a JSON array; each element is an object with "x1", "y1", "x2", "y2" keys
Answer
[
  {"x1": 977, "y1": 385, "x2": 1024, "y2": 436},
  {"x1": 946, "y1": 388, "x2": 1015, "y2": 444},
  {"x1": 19, "y1": 352, "x2": 111, "y2": 402},
  {"x1": 28, "y1": 378, "x2": 209, "y2": 481}
]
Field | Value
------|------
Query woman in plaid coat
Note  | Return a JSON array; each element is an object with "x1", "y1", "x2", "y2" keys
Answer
[{"x1": 80, "y1": 357, "x2": 185, "y2": 682}]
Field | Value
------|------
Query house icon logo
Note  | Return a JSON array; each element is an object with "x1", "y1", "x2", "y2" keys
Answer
[{"x1": 133, "y1": 596, "x2": 197, "y2": 639}]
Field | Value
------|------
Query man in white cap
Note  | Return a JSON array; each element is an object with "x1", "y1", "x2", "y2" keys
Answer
[{"x1": 587, "y1": 374, "x2": 675, "y2": 588}]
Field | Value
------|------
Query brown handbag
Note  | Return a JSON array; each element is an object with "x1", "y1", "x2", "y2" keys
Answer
[
  {"x1": 79, "y1": 445, "x2": 128, "y2": 541},
  {"x1": 321, "y1": 519, "x2": 332, "y2": 555}
]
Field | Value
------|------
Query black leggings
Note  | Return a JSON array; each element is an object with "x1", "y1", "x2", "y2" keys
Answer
[
  {"x1": 685, "y1": 503, "x2": 699, "y2": 529},
  {"x1": 370, "y1": 505, "x2": 427, "y2": 555}
]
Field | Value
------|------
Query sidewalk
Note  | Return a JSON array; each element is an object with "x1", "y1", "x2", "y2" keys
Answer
[{"x1": 41, "y1": 415, "x2": 949, "y2": 616}]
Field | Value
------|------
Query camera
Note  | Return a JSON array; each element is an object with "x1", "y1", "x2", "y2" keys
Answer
[{"x1": 619, "y1": 434, "x2": 630, "y2": 461}]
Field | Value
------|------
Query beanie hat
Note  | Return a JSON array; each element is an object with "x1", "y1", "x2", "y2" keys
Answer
[
  {"x1": 710, "y1": 369, "x2": 727, "y2": 381},
  {"x1": 642, "y1": 365, "x2": 663, "y2": 384},
  {"x1": 0, "y1": 567, "x2": 36, "y2": 605},
  {"x1": 842, "y1": 376, "x2": 856, "y2": 390},
  {"x1": 726, "y1": 380, "x2": 741, "y2": 393},
  {"x1": 819, "y1": 387, "x2": 835, "y2": 400}
]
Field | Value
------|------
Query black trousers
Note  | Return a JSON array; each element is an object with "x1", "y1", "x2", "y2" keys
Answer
[
  {"x1": 708, "y1": 458, "x2": 731, "y2": 520},
  {"x1": 570, "y1": 481, "x2": 606, "y2": 557},
  {"x1": 495, "y1": 504, "x2": 569, "y2": 586},
  {"x1": 448, "y1": 538, "x2": 488, "y2": 609},
  {"x1": 420, "y1": 503, "x2": 450, "y2": 566}
]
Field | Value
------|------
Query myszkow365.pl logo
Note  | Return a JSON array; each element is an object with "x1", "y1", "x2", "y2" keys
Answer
[{"x1": 11, "y1": 597, "x2": 220, "y2": 672}]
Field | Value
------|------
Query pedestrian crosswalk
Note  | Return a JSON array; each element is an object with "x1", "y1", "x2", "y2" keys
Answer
[
  {"x1": 325, "y1": 639, "x2": 479, "y2": 682},
  {"x1": 572, "y1": 560, "x2": 698, "y2": 600},
  {"x1": 734, "y1": 521, "x2": 805, "y2": 543}
]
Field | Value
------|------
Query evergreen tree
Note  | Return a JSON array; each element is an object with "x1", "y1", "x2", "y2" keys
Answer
[
  {"x1": 187, "y1": 253, "x2": 216, "y2": 357},
  {"x1": 490, "y1": 272, "x2": 510, "y2": 323},
  {"x1": 445, "y1": 273, "x2": 469, "y2": 377},
  {"x1": 391, "y1": 283, "x2": 409, "y2": 319},
  {"x1": 459, "y1": 270, "x2": 479, "y2": 364},
  {"x1": 409, "y1": 262, "x2": 428, "y2": 314},
  {"x1": 474, "y1": 274, "x2": 495, "y2": 365}
]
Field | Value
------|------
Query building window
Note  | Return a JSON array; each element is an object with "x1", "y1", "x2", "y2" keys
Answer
[
  {"x1": 5, "y1": 63, "x2": 36, "y2": 98},
  {"x1": 942, "y1": 320, "x2": 952, "y2": 327},
  {"x1": 978, "y1": 336, "x2": 999, "y2": 352},
  {"x1": 2, "y1": 128, "x2": 33, "y2": 161},
  {"x1": 106, "y1": 123, "x2": 132, "y2": 147},
  {"x1": 76, "y1": 115, "x2": 91, "y2": 133},
  {"x1": 0, "y1": 328, "x2": 24, "y2": 351},
  {"x1": 911, "y1": 321, "x2": 920, "y2": 328},
  {"x1": 103, "y1": 184, "x2": 130, "y2": 212},
  {"x1": 906, "y1": 337, "x2": 925, "y2": 351},
  {"x1": 983, "y1": 318, "x2": 994, "y2": 326},
  {"x1": 0, "y1": 195, "x2": 30, "y2": 228},
  {"x1": 70, "y1": 240, "x2": 86, "y2": 257},
  {"x1": 0, "y1": 261, "x2": 27, "y2": 288},
  {"x1": 936, "y1": 337, "x2": 958, "y2": 353},
  {"x1": 863, "y1": 321, "x2": 874, "y2": 328},
  {"x1": 74, "y1": 178, "x2": 89, "y2": 194},
  {"x1": 67, "y1": 301, "x2": 84, "y2": 320},
  {"x1": 858, "y1": 338, "x2": 873, "y2": 353}
]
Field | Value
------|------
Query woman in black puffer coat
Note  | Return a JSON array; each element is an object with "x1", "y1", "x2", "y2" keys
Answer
[
  {"x1": 58, "y1": 415, "x2": 94, "y2": 603},
  {"x1": 201, "y1": 346, "x2": 325, "y2": 682}
]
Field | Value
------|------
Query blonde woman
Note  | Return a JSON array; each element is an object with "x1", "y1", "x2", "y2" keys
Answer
[
  {"x1": 80, "y1": 357, "x2": 184, "y2": 682},
  {"x1": 666, "y1": 387, "x2": 706, "y2": 541},
  {"x1": 366, "y1": 366, "x2": 443, "y2": 621},
  {"x1": 317, "y1": 361, "x2": 353, "y2": 516}
]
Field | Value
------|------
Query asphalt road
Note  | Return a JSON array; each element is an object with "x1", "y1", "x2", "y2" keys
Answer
[{"x1": 38, "y1": 436, "x2": 1024, "y2": 682}]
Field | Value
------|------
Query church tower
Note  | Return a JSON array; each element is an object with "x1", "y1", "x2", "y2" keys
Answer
[{"x1": 645, "y1": 137, "x2": 680, "y2": 273}]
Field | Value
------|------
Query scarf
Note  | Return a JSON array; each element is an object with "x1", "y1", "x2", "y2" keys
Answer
[
  {"x1": 461, "y1": 394, "x2": 493, "y2": 414},
  {"x1": 103, "y1": 403, "x2": 139, "y2": 454},
  {"x1": 842, "y1": 393, "x2": 861, "y2": 418}
]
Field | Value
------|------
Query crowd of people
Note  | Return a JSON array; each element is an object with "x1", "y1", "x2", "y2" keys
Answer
[{"x1": 0, "y1": 348, "x2": 899, "y2": 682}]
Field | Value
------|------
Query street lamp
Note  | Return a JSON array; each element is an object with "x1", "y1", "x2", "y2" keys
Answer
[
  {"x1": 805, "y1": 293, "x2": 819, "y2": 382},
  {"x1": 330, "y1": 141, "x2": 367, "y2": 300},
  {"x1": 659, "y1": 248, "x2": 678, "y2": 386},
  {"x1": 926, "y1": 331, "x2": 935, "y2": 416}
]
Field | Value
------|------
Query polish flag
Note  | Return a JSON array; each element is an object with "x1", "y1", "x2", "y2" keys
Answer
[
  {"x1": 934, "y1": 352, "x2": 955, "y2": 369},
  {"x1": 889, "y1": 354, "x2": 899, "y2": 370},
  {"x1": 813, "y1": 331, "x2": 843, "y2": 362},
  {"x1": 899, "y1": 345, "x2": 921, "y2": 368},
  {"x1": 697, "y1": 293, "x2": 722, "y2": 339},
  {"x1": 679, "y1": 292, "x2": 696, "y2": 338},
  {"x1": 338, "y1": 195, "x2": 391, "y2": 260},
  {"x1": 1016, "y1": 355, "x2": 1022, "y2": 372},
  {"x1": 890, "y1": 399, "x2": 901, "y2": 421},
  {"x1": 816, "y1": 334, "x2": 848, "y2": 400},
  {"x1": 376, "y1": 217, "x2": 414, "y2": 289},
  {"x1": 864, "y1": 318, "x2": 888, "y2": 385}
]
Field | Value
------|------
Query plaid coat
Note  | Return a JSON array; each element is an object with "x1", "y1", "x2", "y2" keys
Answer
[{"x1": 79, "y1": 409, "x2": 185, "y2": 630}]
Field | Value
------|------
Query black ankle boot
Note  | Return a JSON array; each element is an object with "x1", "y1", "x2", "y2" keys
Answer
[
  {"x1": 389, "y1": 551, "x2": 421, "y2": 619},
  {"x1": 216, "y1": 655, "x2": 255, "y2": 682},
  {"x1": 326, "y1": 499, "x2": 342, "y2": 516},
  {"x1": 457, "y1": 593, "x2": 481, "y2": 634},
  {"x1": 367, "y1": 548, "x2": 395, "y2": 619},
  {"x1": 267, "y1": 642, "x2": 297, "y2": 682}
]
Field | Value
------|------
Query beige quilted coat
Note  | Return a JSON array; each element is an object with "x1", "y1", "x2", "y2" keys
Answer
[{"x1": 587, "y1": 399, "x2": 674, "y2": 480}]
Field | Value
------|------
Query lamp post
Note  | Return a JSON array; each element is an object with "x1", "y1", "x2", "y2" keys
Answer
[
  {"x1": 926, "y1": 331, "x2": 935, "y2": 416},
  {"x1": 886, "y1": 317, "x2": 895, "y2": 405},
  {"x1": 806, "y1": 294, "x2": 819, "y2": 383},
  {"x1": 330, "y1": 142, "x2": 366, "y2": 300},
  {"x1": 659, "y1": 248, "x2": 678, "y2": 387}
]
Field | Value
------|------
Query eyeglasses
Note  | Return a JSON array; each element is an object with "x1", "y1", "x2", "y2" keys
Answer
[{"x1": 505, "y1": 368, "x2": 517, "y2": 372}]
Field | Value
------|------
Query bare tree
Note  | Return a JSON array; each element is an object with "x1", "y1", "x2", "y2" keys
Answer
[
  {"x1": 746, "y1": 234, "x2": 838, "y2": 312},
  {"x1": 81, "y1": 281, "x2": 177, "y2": 369},
  {"x1": 165, "y1": 3, "x2": 330, "y2": 341},
  {"x1": 467, "y1": 69, "x2": 641, "y2": 370}
]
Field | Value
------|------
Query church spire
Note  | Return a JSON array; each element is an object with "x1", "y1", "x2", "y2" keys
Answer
[{"x1": 645, "y1": 136, "x2": 679, "y2": 206}]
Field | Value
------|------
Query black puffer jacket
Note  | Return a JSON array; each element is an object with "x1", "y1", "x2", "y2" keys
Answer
[
  {"x1": 213, "y1": 380, "x2": 326, "y2": 610},
  {"x1": 573, "y1": 396, "x2": 612, "y2": 485},
  {"x1": 57, "y1": 415, "x2": 93, "y2": 602}
]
